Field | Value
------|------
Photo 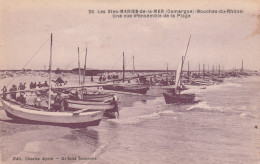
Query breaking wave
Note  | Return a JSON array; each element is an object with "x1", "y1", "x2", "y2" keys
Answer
[
  {"x1": 109, "y1": 110, "x2": 176, "y2": 125},
  {"x1": 239, "y1": 112, "x2": 254, "y2": 118},
  {"x1": 186, "y1": 101, "x2": 224, "y2": 112},
  {"x1": 182, "y1": 82, "x2": 241, "y2": 94}
]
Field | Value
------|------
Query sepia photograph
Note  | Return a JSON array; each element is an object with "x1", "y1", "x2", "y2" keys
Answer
[{"x1": 0, "y1": 0, "x2": 259, "y2": 163}]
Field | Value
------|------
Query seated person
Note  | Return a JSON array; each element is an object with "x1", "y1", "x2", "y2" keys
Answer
[
  {"x1": 34, "y1": 92, "x2": 42, "y2": 107},
  {"x1": 17, "y1": 92, "x2": 27, "y2": 104},
  {"x1": 52, "y1": 92, "x2": 64, "y2": 111},
  {"x1": 68, "y1": 90, "x2": 80, "y2": 100}
]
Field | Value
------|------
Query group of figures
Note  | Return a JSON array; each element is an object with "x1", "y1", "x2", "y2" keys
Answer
[
  {"x1": 98, "y1": 74, "x2": 119, "y2": 83},
  {"x1": 1, "y1": 82, "x2": 28, "y2": 100},
  {"x1": 30, "y1": 81, "x2": 48, "y2": 89}
]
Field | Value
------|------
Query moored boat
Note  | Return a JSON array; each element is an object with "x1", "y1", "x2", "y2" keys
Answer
[
  {"x1": 103, "y1": 84, "x2": 150, "y2": 94},
  {"x1": 82, "y1": 93, "x2": 114, "y2": 102},
  {"x1": 163, "y1": 35, "x2": 196, "y2": 104},
  {"x1": 0, "y1": 34, "x2": 106, "y2": 127},
  {"x1": 64, "y1": 98, "x2": 117, "y2": 112},
  {"x1": 163, "y1": 90, "x2": 195, "y2": 104}
]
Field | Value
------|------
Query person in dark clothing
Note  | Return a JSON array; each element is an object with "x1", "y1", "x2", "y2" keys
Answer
[
  {"x1": 52, "y1": 92, "x2": 64, "y2": 111},
  {"x1": 43, "y1": 81, "x2": 48, "y2": 87},
  {"x1": 30, "y1": 82, "x2": 34, "y2": 89},
  {"x1": 37, "y1": 82, "x2": 42, "y2": 88},
  {"x1": 18, "y1": 83, "x2": 23, "y2": 90},
  {"x1": 1, "y1": 86, "x2": 7, "y2": 99},
  {"x1": 9, "y1": 85, "x2": 17, "y2": 100},
  {"x1": 99, "y1": 76, "x2": 102, "y2": 83},
  {"x1": 17, "y1": 92, "x2": 27, "y2": 104}
]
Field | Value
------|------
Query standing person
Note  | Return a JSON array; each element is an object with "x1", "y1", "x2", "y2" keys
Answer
[
  {"x1": 43, "y1": 81, "x2": 48, "y2": 87},
  {"x1": 9, "y1": 85, "x2": 17, "y2": 100},
  {"x1": 112, "y1": 95, "x2": 119, "y2": 117},
  {"x1": 1, "y1": 86, "x2": 7, "y2": 99},
  {"x1": 30, "y1": 82, "x2": 34, "y2": 89},
  {"x1": 37, "y1": 82, "x2": 42, "y2": 88},
  {"x1": 18, "y1": 83, "x2": 23, "y2": 90},
  {"x1": 99, "y1": 76, "x2": 102, "y2": 83}
]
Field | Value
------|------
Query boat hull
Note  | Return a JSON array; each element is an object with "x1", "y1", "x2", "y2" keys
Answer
[
  {"x1": 82, "y1": 94, "x2": 113, "y2": 102},
  {"x1": 1, "y1": 99, "x2": 103, "y2": 127},
  {"x1": 103, "y1": 85, "x2": 150, "y2": 94},
  {"x1": 64, "y1": 99, "x2": 116, "y2": 112},
  {"x1": 163, "y1": 91, "x2": 195, "y2": 104}
]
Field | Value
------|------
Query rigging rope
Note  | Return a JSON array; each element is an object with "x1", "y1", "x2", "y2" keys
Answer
[
  {"x1": 5, "y1": 37, "x2": 50, "y2": 88},
  {"x1": 110, "y1": 55, "x2": 122, "y2": 70},
  {"x1": 125, "y1": 56, "x2": 133, "y2": 70},
  {"x1": 64, "y1": 54, "x2": 77, "y2": 70}
]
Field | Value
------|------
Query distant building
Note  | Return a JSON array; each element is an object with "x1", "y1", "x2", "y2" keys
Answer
[{"x1": 71, "y1": 68, "x2": 104, "y2": 76}]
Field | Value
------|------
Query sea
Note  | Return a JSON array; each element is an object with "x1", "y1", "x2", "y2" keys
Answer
[{"x1": 0, "y1": 75, "x2": 259, "y2": 164}]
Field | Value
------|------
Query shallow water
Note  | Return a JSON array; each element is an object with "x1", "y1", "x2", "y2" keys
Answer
[{"x1": 0, "y1": 76, "x2": 260, "y2": 164}]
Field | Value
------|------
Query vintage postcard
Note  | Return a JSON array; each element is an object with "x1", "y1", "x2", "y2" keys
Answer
[{"x1": 0, "y1": 0, "x2": 259, "y2": 163}]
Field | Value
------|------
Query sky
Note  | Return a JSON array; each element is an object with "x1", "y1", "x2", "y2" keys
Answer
[{"x1": 0, "y1": 0, "x2": 260, "y2": 71}]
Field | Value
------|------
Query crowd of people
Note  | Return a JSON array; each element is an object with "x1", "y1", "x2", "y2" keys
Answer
[
  {"x1": 99, "y1": 74, "x2": 119, "y2": 83},
  {"x1": 1, "y1": 80, "x2": 49, "y2": 100}
]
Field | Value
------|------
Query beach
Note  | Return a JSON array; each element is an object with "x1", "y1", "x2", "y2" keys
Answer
[{"x1": 0, "y1": 73, "x2": 259, "y2": 164}]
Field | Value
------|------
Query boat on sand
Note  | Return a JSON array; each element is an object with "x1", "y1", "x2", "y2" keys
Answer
[
  {"x1": 1, "y1": 99, "x2": 103, "y2": 127},
  {"x1": 0, "y1": 34, "x2": 104, "y2": 127}
]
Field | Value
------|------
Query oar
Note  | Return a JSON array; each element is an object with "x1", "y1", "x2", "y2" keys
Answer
[{"x1": 0, "y1": 87, "x2": 49, "y2": 95}]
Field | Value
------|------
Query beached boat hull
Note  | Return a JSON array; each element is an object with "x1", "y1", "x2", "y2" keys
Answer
[
  {"x1": 163, "y1": 91, "x2": 195, "y2": 104},
  {"x1": 64, "y1": 99, "x2": 117, "y2": 112},
  {"x1": 82, "y1": 94, "x2": 113, "y2": 102},
  {"x1": 1, "y1": 99, "x2": 103, "y2": 127},
  {"x1": 103, "y1": 85, "x2": 150, "y2": 94}
]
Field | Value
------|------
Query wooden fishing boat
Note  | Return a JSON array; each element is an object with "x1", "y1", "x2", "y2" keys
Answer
[
  {"x1": 163, "y1": 90, "x2": 195, "y2": 104},
  {"x1": 103, "y1": 84, "x2": 150, "y2": 94},
  {"x1": 101, "y1": 52, "x2": 150, "y2": 94},
  {"x1": 61, "y1": 47, "x2": 119, "y2": 117},
  {"x1": 64, "y1": 98, "x2": 117, "y2": 112},
  {"x1": 1, "y1": 99, "x2": 103, "y2": 127},
  {"x1": 82, "y1": 93, "x2": 114, "y2": 102},
  {"x1": 163, "y1": 35, "x2": 196, "y2": 104},
  {"x1": 0, "y1": 34, "x2": 105, "y2": 127}
]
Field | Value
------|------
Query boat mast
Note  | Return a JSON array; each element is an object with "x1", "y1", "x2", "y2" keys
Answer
[
  {"x1": 203, "y1": 64, "x2": 205, "y2": 80},
  {"x1": 218, "y1": 64, "x2": 220, "y2": 75},
  {"x1": 175, "y1": 35, "x2": 191, "y2": 94},
  {"x1": 78, "y1": 47, "x2": 81, "y2": 85},
  {"x1": 123, "y1": 52, "x2": 125, "y2": 83},
  {"x1": 180, "y1": 56, "x2": 184, "y2": 86},
  {"x1": 167, "y1": 62, "x2": 168, "y2": 74},
  {"x1": 133, "y1": 55, "x2": 135, "y2": 74},
  {"x1": 83, "y1": 47, "x2": 87, "y2": 85},
  {"x1": 241, "y1": 59, "x2": 243, "y2": 72},
  {"x1": 199, "y1": 63, "x2": 200, "y2": 76},
  {"x1": 187, "y1": 61, "x2": 189, "y2": 83},
  {"x1": 48, "y1": 33, "x2": 53, "y2": 110}
]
